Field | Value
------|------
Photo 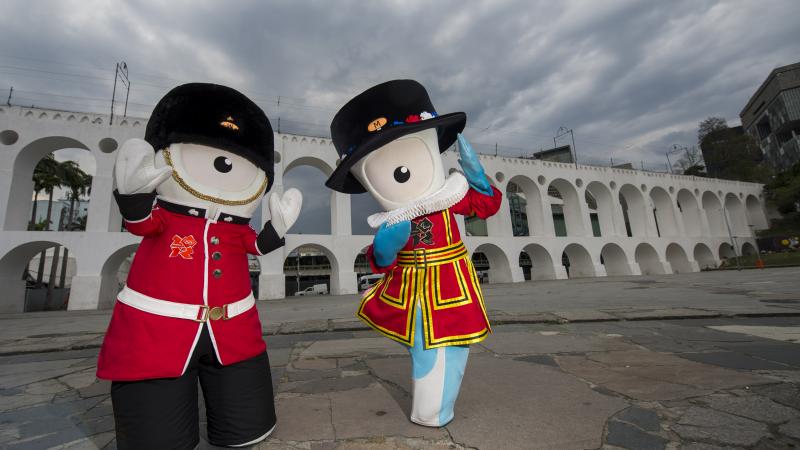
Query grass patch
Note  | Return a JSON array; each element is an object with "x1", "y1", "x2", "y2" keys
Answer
[{"x1": 720, "y1": 251, "x2": 800, "y2": 268}]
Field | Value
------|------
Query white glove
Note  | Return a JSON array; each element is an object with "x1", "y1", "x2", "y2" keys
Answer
[
  {"x1": 114, "y1": 138, "x2": 173, "y2": 195},
  {"x1": 268, "y1": 188, "x2": 302, "y2": 237}
]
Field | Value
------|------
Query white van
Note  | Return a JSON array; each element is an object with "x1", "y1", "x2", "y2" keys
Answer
[{"x1": 358, "y1": 274, "x2": 384, "y2": 292}]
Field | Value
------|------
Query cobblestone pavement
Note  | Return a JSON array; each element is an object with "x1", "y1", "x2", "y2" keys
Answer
[{"x1": 1, "y1": 316, "x2": 799, "y2": 449}]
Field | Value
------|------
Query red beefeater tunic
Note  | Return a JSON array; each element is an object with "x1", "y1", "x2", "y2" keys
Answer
[
  {"x1": 359, "y1": 186, "x2": 502, "y2": 349},
  {"x1": 97, "y1": 201, "x2": 273, "y2": 381}
]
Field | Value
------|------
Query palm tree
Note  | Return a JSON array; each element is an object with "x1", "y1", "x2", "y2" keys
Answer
[
  {"x1": 29, "y1": 155, "x2": 61, "y2": 230},
  {"x1": 30, "y1": 155, "x2": 63, "y2": 289},
  {"x1": 59, "y1": 160, "x2": 90, "y2": 230}
]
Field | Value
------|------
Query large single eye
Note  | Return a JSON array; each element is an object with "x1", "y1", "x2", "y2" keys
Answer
[
  {"x1": 393, "y1": 166, "x2": 411, "y2": 183},
  {"x1": 214, "y1": 156, "x2": 233, "y2": 173},
  {"x1": 362, "y1": 134, "x2": 436, "y2": 205},
  {"x1": 179, "y1": 144, "x2": 260, "y2": 192}
]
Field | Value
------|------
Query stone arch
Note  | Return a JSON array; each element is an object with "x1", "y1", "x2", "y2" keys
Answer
[
  {"x1": 0, "y1": 240, "x2": 75, "y2": 312},
  {"x1": 649, "y1": 187, "x2": 679, "y2": 237},
  {"x1": 521, "y1": 243, "x2": 556, "y2": 280},
  {"x1": 741, "y1": 242, "x2": 758, "y2": 257},
  {"x1": 693, "y1": 243, "x2": 717, "y2": 270},
  {"x1": 561, "y1": 243, "x2": 595, "y2": 278},
  {"x1": 702, "y1": 191, "x2": 725, "y2": 236},
  {"x1": 283, "y1": 158, "x2": 334, "y2": 235},
  {"x1": 283, "y1": 243, "x2": 339, "y2": 296},
  {"x1": 548, "y1": 178, "x2": 584, "y2": 236},
  {"x1": 635, "y1": 243, "x2": 664, "y2": 275},
  {"x1": 472, "y1": 243, "x2": 513, "y2": 283},
  {"x1": 724, "y1": 194, "x2": 749, "y2": 236},
  {"x1": 506, "y1": 175, "x2": 544, "y2": 236},
  {"x1": 98, "y1": 243, "x2": 139, "y2": 309},
  {"x1": 353, "y1": 245, "x2": 372, "y2": 276},
  {"x1": 5, "y1": 136, "x2": 93, "y2": 231},
  {"x1": 719, "y1": 242, "x2": 736, "y2": 260},
  {"x1": 745, "y1": 195, "x2": 768, "y2": 229},
  {"x1": 618, "y1": 184, "x2": 648, "y2": 237},
  {"x1": 676, "y1": 189, "x2": 703, "y2": 237},
  {"x1": 586, "y1": 182, "x2": 615, "y2": 237},
  {"x1": 665, "y1": 243, "x2": 693, "y2": 274},
  {"x1": 600, "y1": 243, "x2": 632, "y2": 276}
]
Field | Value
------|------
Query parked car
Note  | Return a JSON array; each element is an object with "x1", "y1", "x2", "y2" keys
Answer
[
  {"x1": 358, "y1": 274, "x2": 384, "y2": 292},
  {"x1": 294, "y1": 283, "x2": 328, "y2": 296}
]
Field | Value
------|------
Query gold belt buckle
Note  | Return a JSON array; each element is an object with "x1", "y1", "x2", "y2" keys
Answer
[
  {"x1": 195, "y1": 305, "x2": 228, "y2": 322},
  {"x1": 413, "y1": 248, "x2": 428, "y2": 270}
]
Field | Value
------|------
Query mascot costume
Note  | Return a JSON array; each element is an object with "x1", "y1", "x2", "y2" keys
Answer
[
  {"x1": 96, "y1": 83, "x2": 302, "y2": 449},
  {"x1": 325, "y1": 80, "x2": 501, "y2": 427}
]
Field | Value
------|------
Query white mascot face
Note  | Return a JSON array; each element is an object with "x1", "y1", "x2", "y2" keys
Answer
[
  {"x1": 351, "y1": 128, "x2": 445, "y2": 211},
  {"x1": 154, "y1": 142, "x2": 267, "y2": 218}
]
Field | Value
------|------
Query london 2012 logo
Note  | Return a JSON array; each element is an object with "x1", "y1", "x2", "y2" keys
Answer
[{"x1": 169, "y1": 235, "x2": 197, "y2": 259}]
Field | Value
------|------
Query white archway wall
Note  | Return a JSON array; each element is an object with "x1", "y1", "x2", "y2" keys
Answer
[
  {"x1": 650, "y1": 187, "x2": 680, "y2": 237},
  {"x1": 549, "y1": 179, "x2": 586, "y2": 236},
  {"x1": 702, "y1": 192, "x2": 726, "y2": 237},
  {"x1": 724, "y1": 194, "x2": 749, "y2": 236},
  {"x1": 619, "y1": 184, "x2": 649, "y2": 237},
  {"x1": 507, "y1": 175, "x2": 546, "y2": 236},
  {"x1": 0, "y1": 106, "x2": 769, "y2": 305},
  {"x1": 665, "y1": 243, "x2": 694, "y2": 274},
  {"x1": 586, "y1": 182, "x2": 616, "y2": 237}
]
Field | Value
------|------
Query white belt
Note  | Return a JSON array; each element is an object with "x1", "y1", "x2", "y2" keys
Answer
[{"x1": 117, "y1": 286, "x2": 255, "y2": 322}]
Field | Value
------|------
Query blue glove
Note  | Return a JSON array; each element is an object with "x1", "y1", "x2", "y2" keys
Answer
[
  {"x1": 373, "y1": 221, "x2": 411, "y2": 267},
  {"x1": 457, "y1": 134, "x2": 493, "y2": 196}
]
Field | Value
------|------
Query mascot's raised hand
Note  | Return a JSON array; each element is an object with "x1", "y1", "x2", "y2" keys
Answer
[
  {"x1": 268, "y1": 188, "x2": 302, "y2": 238},
  {"x1": 113, "y1": 138, "x2": 172, "y2": 195}
]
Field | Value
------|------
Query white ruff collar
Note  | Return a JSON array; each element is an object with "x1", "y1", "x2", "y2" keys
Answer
[{"x1": 367, "y1": 172, "x2": 469, "y2": 228}]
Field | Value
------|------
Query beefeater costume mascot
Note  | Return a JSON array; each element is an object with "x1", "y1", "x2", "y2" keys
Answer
[
  {"x1": 96, "y1": 83, "x2": 302, "y2": 449},
  {"x1": 325, "y1": 80, "x2": 502, "y2": 427}
]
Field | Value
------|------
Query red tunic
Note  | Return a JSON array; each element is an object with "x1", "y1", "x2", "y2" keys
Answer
[
  {"x1": 359, "y1": 186, "x2": 502, "y2": 349},
  {"x1": 97, "y1": 204, "x2": 266, "y2": 381}
]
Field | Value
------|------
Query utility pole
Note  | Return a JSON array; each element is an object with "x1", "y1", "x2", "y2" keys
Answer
[
  {"x1": 722, "y1": 206, "x2": 741, "y2": 271},
  {"x1": 6, "y1": 86, "x2": 12, "y2": 106},
  {"x1": 110, "y1": 62, "x2": 130, "y2": 125},
  {"x1": 555, "y1": 126, "x2": 578, "y2": 168}
]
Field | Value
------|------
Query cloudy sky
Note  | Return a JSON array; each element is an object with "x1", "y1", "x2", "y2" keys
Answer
[{"x1": 2, "y1": 0, "x2": 798, "y2": 233}]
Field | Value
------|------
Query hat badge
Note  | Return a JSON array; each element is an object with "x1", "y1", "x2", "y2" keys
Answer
[
  {"x1": 367, "y1": 117, "x2": 387, "y2": 132},
  {"x1": 220, "y1": 116, "x2": 240, "y2": 131}
]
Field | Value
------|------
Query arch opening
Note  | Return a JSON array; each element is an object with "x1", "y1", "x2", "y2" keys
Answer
[
  {"x1": 586, "y1": 182, "x2": 615, "y2": 237},
  {"x1": 600, "y1": 243, "x2": 631, "y2": 276},
  {"x1": 649, "y1": 187, "x2": 679, "y2": 237},
  {"x1": 548, "y1": 179, "x2": 584, "y2": 237},
  {"x1": 665, "y1": 243, "x2": 693, "y2": 274},
  {"x1": 745, "y1": 195, "x2": 768, "y2": 230},
  {"x1": 702, "y1": 192, "x2": 725, "y2": 236},
  {"x1": 618, "y1": 184, "x2": 648, "y2": 237},
  {"x1": 724, "y1": 194, "x2": 749, "y2": 236},
  {"x1": 741, "y1": 242, "x2": 758, "y2": 257},
  {"x1": 693, "y1": 243, "x2": 717, "y2": 270},
  {"x1": 507, "y1": 176, "x2": 544, "y2": 236},
  {"x1": 0, "y1": 241, "x2": 76, "y2": 312},
  {"x1": 283, "y1": 244, "x2": 337, "y2": 296},
  {"x1": 472, "y1": 243, "x2": 512, "y2": 283},
  {"x1": 676, "y1": 189, "x2": 703, "y2": 237},
  {"x1": 635, "y1": 243, "x2": 663, "y2": 275},
  {"x1": 284, "y1": 164, "x2": 331, "y2": 234},
  {"x1": 522, "y1": 243, "x2": 556, "y2": 280},
  {"x1": 561, "y1": 243, "x2": 595, "y2": 278}
]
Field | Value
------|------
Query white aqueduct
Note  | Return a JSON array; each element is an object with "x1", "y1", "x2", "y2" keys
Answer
[{"x1": 0, "y1": 106, "x2": 769, "y2": 313}]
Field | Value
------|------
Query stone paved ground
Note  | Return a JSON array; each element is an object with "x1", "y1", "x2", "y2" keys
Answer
[{"x1": 1, "y1": 316, "x2": 799, "y2": 449}]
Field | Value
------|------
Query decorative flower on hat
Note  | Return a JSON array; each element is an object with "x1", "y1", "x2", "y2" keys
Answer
[
  {"x1": 405, "y1": 114, "x2": 421, "y2": 123},
  {"x1": 420, "y1": 111, "x2": 435, "y2": 120}
]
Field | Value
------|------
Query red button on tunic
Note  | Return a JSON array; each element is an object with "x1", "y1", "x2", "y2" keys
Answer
[
  {"x1": 358, "y1": 186, "x2": 503, "y2": 349},
  {"x1": 97, "y1": 206, "x2": 266, "y2": 381}
]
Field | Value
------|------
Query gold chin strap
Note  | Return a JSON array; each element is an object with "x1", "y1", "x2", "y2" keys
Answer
[{"x1": 162, "y1": 148, "x2": 268, "y2": 206}]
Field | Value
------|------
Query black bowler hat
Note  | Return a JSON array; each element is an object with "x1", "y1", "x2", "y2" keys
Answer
[
  {"x1": 145, "y1": 83, "x2": 275, "y2": 191},
  {"x1": 325, "y1": 79, "x2": 466, "y2": 194}
]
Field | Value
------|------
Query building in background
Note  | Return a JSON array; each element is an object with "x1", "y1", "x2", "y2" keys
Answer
[
  {"x1": 533, "y1": 145, "x2": 573, "y2": 163},
  {"x1": 740, "y1": 62, "x2": 800, "y2": 171}
]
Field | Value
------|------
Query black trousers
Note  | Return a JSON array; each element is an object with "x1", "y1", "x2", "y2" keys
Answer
[{"x1": 111, "y1": 326, "x2": 276, "y2": 449}]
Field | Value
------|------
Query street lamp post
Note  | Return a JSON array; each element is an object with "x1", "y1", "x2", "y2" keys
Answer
[
  {"x1": 555, "y1": 126, "x2": 578, "y2": 168},
  {"x1": 721, "y1": 206, "x2": 741, "y2": 271}
]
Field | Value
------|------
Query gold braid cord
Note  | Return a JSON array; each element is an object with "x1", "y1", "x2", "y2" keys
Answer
[{"x1": 162, "y1": 148, "x2": 268, "y2": 206}]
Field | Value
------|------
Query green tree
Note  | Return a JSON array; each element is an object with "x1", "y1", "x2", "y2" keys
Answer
[
  {"x1": 58, "y1": 160, "x2": 91, "y2": 230},
  {"x1": 699, "y1": 120, "x2": 769, "y2": 183},
  {"x1": 697, "y1": 116, "x2": 728, "y2": 144},
  {"x1": 29, "y1": 155, "x2": 61, "y2": 230}
]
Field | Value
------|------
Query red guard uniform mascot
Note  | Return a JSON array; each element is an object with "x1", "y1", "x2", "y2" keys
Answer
[
  {"x1": 325, "y1": 80, "x2": 501, "y2": 427},
  {"x1": 97, "y1": 83, "x2": 302, "y2": 449}
]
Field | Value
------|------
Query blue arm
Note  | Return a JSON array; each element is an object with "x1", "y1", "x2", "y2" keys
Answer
[
  {"x1": 373, "y1": 221, "x2": 411, "y2": 267},
  {"x1": 457, "y1": 134, "x2": 492, "y2": 196}
]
